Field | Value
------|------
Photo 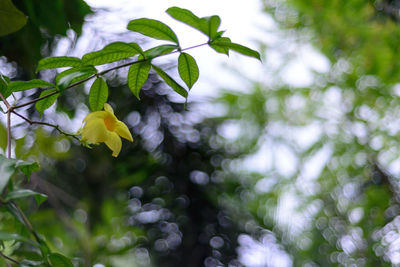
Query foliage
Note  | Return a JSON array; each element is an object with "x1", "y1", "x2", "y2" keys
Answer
[
  {"x1": 188, "y1": 0, "x2": 400, "y2": 266},
  {"x1": 0, "y1": 0, "x2": 92, "y2": 74},
  {"x1": 0, "y1": 0, "x2": 27, "y2": 37},
  {"x1": 0, "y1": 3, "x2": 260, "y2": 266}
]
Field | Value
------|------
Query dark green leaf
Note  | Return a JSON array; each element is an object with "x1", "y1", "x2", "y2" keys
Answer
[
  {"x1": 214, "y1": 31, "x2": 225, "y2": 39},
  {"x1": 0, "y1": 232, "x2": 26, "y2": 241},
  {"x1": 89, "y1": 77, "x2": 108, "y2": 111},
  {"x1": 128, "y1": 60, "x2": 151, "y2": 99},
  {"x1": 152, "y1": 65, "x2": 188, "y2": 98},
  {"x1": 0, "y1": 75, "x2": 11, "y2": 99},
  {"x1": 39, "y1": 241, "x2": 51, "y2": 261},
  {"x1": 35, "y1": 89, "x2": 60, "y2": 117},
  {"x1": 210, "y1": 39, "x2": 261, "y2": 60},
  {"x1": 226, "y1": 43, "x2": 261, "y2": 60},
  {"x1": 82, "y1": 42, "x2": 143, "y2": 66},
  {"x1": 5, "y1": 202, "x2": 26, "y2": 226},
  {"x1": 0, "y1": 232, "x2": 40, "y2": 255},
  {"x1": 0, "y1": 155, "x2": 16, "y2": 194},
  {"x1": 127, "y1": 18, "x2": 179, "y2": 44},
  {"x1": 48, "y1": 253, "x2": 74, "y2": 267},
  {"x1": 56, "y1": 65, "x2": 97, "y2": 91},
  {"x1": 18, "y1": 260, "x2": 45, "y2": 267},
  {"x1": 0, "y1": 155, "x2": 39, "y2": 193},
  {"x1": 0, "y1": 0, "x2": 27, "y2": 36},
  {"x1": 0, "y1": 232, "x2": 37, "y2": 246},
  {"x1": 0, "y1": 123, "x2": 6, "y2": 151},
  {"x1": 6, "y1": 189, "x2": 48, "y2": 206},
  {"x1": 9, "y1": 79, "x2": 54, "y2": 92},
  {"x1": 178, "y1": 53, "x2": 199, "y2": 89},
  {"x1": 209, "y1": 37, "x2": 231, "y2": 55},
  {"x1": 144, "y1": 44, "x2": 178, "y2": 59},
  {"x1": 15, "y1": 160, "x2": 39, "y2": 178},
  {"x1": 199, "y1": 16, "x2": 221, "y2": 39},
  {"x1": 36, "y1": 57, "x2": 82, "y2": 72}
]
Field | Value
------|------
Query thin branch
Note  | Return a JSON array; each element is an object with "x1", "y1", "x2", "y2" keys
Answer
[
  {"x1": 99, "y1": 57, "x2": 147, "y2": 76},
  {"x1": 7, "y1": 112, "x2": 11, "y2": 158},
  {"x1": 0, "y1": 92, "x2": 13, "y2": 158},
  {"x1": 10, "y1": 202, "x2": 42, "y2": 244},
  {"x1": 13, "y1": 42, "x2": 209, "y2": 109},
  {"x1": 0, "y1": 251, "x2": 19, "y2": 265},
  {"x1": 12, "y1": 111, "x2": 80, "y2": 141},
  {"x1": 0, "y1": 92, "x2": 11, "y2": 110},
  {"x1": 13, "y1": 89, "x2": 60, "y2": 109}
]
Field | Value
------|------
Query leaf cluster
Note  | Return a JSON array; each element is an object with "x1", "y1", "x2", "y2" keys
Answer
[
  {"x1": 1, "y1": 7, "x2": 260, "y2": 116},
  {"x1": 0, "y1": 5, "x2": 261, "y2": 266}
]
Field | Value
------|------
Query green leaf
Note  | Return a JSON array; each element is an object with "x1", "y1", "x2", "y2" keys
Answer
[
  {"x1": 56, "y1": 65, "x2": 97, "y2": 91},
  {"x1": 48, "y1": 253, "x2": 74, "y2": 267},
  {"x1": 5, "y1": 202, "x2": 26, "y2": 226},
  {"x1": 199, "y1": 16, "x2": 221, "y2": 39},
  {"x1": 210, "y1": 39, "x2": 261, "y2": 60},
  {"x1": 144, "y1": 44, "x2": 178, "y2": 59},
  {"x1": 89, "y1": 77, "x2": 108, "y2": 111},
  {"x1": 128, "y1": 60, "x2": 151, "y2": 99},
  {"x1": 0, "y1": 232, "x2": 35, "y2": 246},
  {"x1": 35, "y1": 89, "x2": 60, "y2": 117},
  {"x1": 0, "y1": 75, "x2": 11, "y2": 99},
  {"x1": 6, "y1": 189, "x2": 48, "y2": 206},
  {"x1": 38, "y1": 241, "x2": 51, "y2": 261},
  {"x1": 152, "y1": 65, "x2": 188, "y2": 98},
  {"x1": 166, "y1": 7, "x2": 202, "y2": 31},
  {"x1": 36, "y1": 57, "x2": 82, "y2": 73},
  {"x1": 209, "y1": 37, "x2": 231, "y2": 55},
  {"x1": 178, "y1": 53, "x2": 199, "y2": 89},
  {"x1": 0, "y1": 155, "x2": 38, "y2": 193},
  {"x1": 127, "y1": 18, "x2": 179, "y2": 44},
  {"x1": 0, "y1": 0, "x2": 27, "y2": 36},
  {"x1": 82, "y1": 42, "x2": 143, "y2": 66},
  {"x1": 166, "y1": 7, "x2": 221, "y2": 39},
  {"x1": 18, "y1": 260, "x2": 45, "y2": 267},
  {"x1": 0, "y1": 123, "x2": 7, "y2": 151},
  {"x1": 15, "y1": 159, "x2": 39, "y2": 178},
  {"x1": 0, "y1": 155, "x2": 16, "y2": 194},
  {"x1": 9, "y1": 79, "x2": 54, "y2": 92}
]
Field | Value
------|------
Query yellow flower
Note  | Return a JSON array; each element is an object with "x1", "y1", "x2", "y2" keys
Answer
[{"x1": 80, "y1": 103, "x2": 133, "y2": 157}]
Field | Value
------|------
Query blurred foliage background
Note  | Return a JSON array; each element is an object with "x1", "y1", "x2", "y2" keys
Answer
[{"x1": 3, "y1": 0, "x2": 400, "y2": 266}]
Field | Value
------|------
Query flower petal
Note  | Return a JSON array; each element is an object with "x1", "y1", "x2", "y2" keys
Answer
[
  {"x1": 83, "y1": 111, "x2": 107, "y2": 123},
  {"x1": 105, "y1": 132, "x2": 122, "y2": 157},
  {"x1": 115, "y1": 121, "x2": 133, "y2": 142},
  {"x1": 82, "y1": 118, "x2": 109, "y2": 143},
  {"x1": 104, "y1": 103, "x2": 114, "y2": 115}
]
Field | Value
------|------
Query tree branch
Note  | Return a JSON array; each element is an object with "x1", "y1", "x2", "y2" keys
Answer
[
  {"x1": 7, "y1": 112, "x2": 11, "y2": 158},
  {"x1": 0, "y1": 91, "x2": 13, "y2": 158},
  {"x1": 0, "y1": 251, "x2": 19, "y2": 265},
  {"x1": 12, "y1": 110, "x2": 80, "y2": 141},
  {"x1": 12, "y1": 42, "x2": 209, "y2": 109}
]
